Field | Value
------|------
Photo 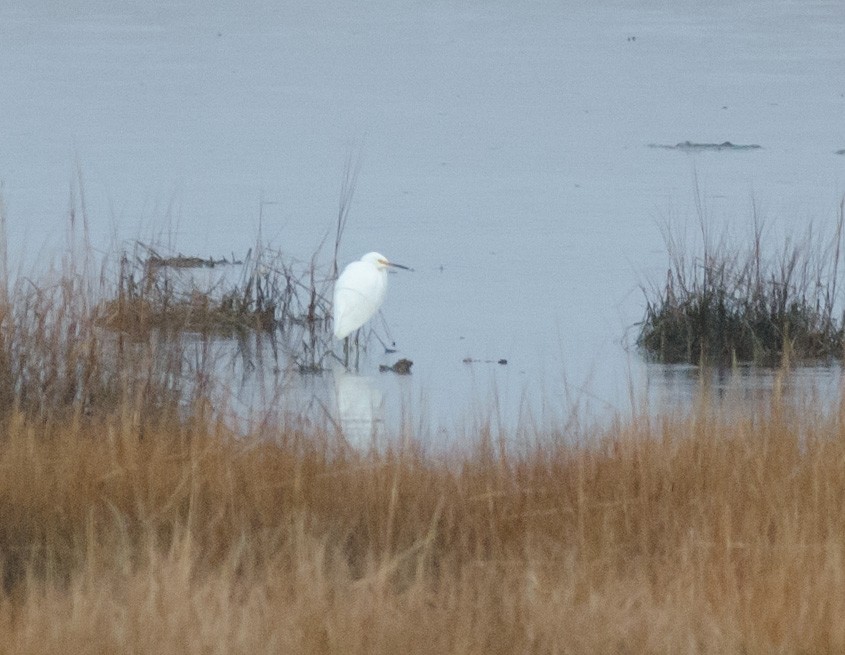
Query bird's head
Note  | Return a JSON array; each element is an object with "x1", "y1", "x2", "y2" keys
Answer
[{"x1": 361, "y1": 252, "x2": 411, "y2": 271}]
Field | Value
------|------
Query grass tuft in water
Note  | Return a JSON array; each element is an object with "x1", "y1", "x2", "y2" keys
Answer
[
  {"x1": 96, "y1": 162, "x2": 364, "y2": 372},
  {"x1": 639, "y1": 197, "x2": 845, "y2": 365}
]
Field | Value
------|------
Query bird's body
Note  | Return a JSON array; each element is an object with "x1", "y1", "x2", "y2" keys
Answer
[{"x1": 333, "y1": 252, "x2": 409, "y2": 340}]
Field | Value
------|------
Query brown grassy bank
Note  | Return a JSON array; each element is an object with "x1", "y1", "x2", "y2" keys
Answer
[{"x1": 0, "y1": 401, "x2": 844, "y2": 653}]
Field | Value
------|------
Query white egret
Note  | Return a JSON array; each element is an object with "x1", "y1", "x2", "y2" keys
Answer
[{"x1": 333, "y1": 252, "x2": 410, "y2": 343}]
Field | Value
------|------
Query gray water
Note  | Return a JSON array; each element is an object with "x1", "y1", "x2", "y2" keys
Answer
[{"x1": 2, "y1": 0, "x2": 845, "y2": 443}]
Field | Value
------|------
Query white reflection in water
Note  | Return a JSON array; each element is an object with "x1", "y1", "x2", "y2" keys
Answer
[{"x1": 332, "y1": 367, "x2": 385, "y2": 451}]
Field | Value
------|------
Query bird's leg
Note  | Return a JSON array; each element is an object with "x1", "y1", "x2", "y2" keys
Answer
[
  {"x1": 343, "y1": 337, "x2": 350, "y2": 369},
  {"x1": 353, "y1": 330, "x2": 361, "y2": 371}
]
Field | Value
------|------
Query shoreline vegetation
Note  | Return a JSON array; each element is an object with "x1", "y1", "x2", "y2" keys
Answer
[{"x1": 1, "y1": 192, "x2": 845, "y2": 651}]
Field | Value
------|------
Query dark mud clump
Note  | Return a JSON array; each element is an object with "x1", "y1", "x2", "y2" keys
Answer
[{"x1": 379, "y1": 358, "x2": 413, "y2": 375}]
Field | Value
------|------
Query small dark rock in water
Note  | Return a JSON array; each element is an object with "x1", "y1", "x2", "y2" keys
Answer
[
  {"x1": 379, "y1": 358, "x2": 413, "y2": 375},
  {"x1": 836, "y1": 149, "x2": 845, "y2": 155},
  {"x1": 498, "y1": 359, "x2": 508, "y2": 365}
]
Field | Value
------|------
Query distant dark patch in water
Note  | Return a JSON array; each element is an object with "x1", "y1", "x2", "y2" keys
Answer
[
  {"x1": 649, "y1": 141, "x2": 762, "y2": 151},
  {"x1": 836, "y1": 149, "x2": 845, "y2": 155}
]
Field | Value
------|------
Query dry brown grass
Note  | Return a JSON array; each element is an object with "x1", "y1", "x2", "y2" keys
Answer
[{"x1": 0, "y1": 399, "x2": 843, "y2": 653}]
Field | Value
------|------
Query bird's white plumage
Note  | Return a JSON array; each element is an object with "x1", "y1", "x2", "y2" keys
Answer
[{"x1": 333, "y1": 252, "x2": 405, "y2": 340}]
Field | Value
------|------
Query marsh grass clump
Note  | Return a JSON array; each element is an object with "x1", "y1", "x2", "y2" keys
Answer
[
  {"x1": 639, "y1": 199, "x2": 845, "y2": 365},
  {"x1": 99, "y1": 242, "x2": 331, "y2": 337},
  {"x1": 91, "y1": 237, "x2": 342, "y2": 375},
  {"x1": 96, "y1": 159, "x2": 362, "y2": 372}
]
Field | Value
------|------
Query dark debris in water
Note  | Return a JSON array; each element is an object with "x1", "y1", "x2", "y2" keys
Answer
[
  {"x1": 462, "y1": 357, "x2": 508, "y2": 365},
  {"x1": 379, "y1": 358, "x2": 413, "y2": 375},
  {"x1": 648, "y1": 141, "x2": 762, "y2": 151}
]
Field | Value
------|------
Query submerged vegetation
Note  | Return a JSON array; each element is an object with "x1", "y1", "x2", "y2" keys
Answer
[{"x1": 639, "y1": 197, "x2": 845, "y2": 365}]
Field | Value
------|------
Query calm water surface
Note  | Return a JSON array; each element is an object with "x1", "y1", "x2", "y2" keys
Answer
[{"x1": 2, "y1": 0, "x2": 844, "y2": 443}]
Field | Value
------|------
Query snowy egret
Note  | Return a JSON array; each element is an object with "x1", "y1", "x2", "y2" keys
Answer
[{"x1": 333, "y1": 252, "x2": 410, "y2": 341}]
